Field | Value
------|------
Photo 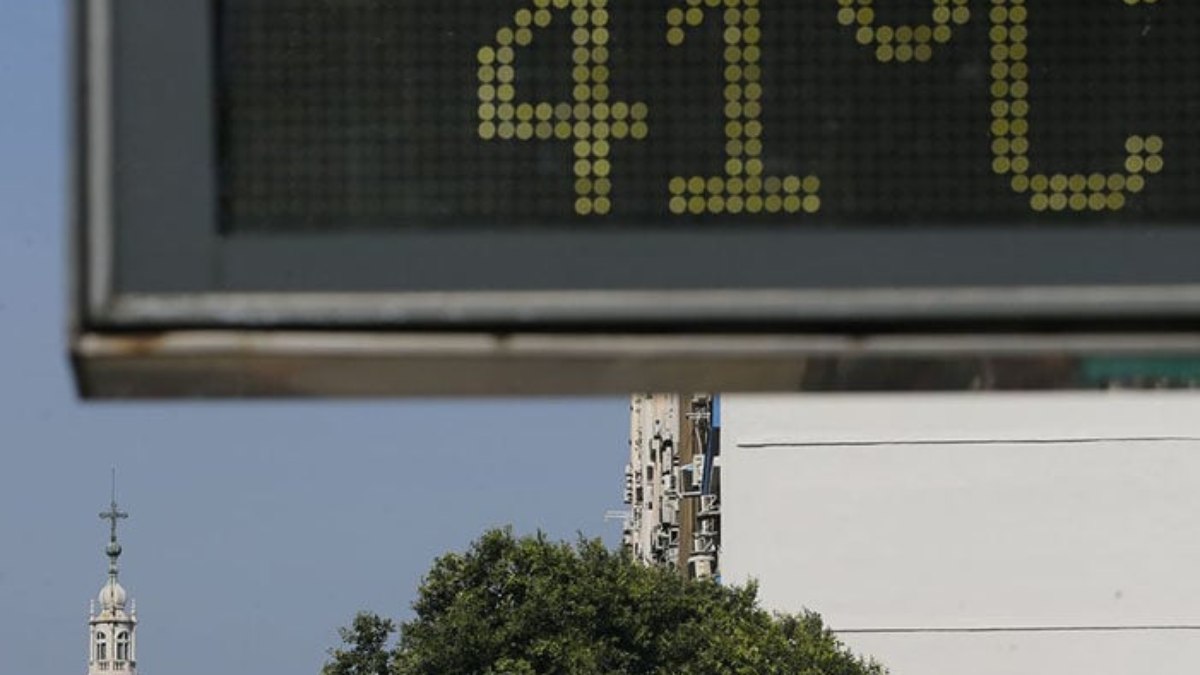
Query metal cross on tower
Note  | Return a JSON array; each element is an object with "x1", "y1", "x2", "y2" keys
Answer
[{"x1": 100, "y1": 469, "x2": 128, "y2": 541}]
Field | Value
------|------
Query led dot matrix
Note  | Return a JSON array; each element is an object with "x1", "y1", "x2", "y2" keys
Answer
[
  {"x1": 989, "y1": 0, "x2": 1164, "y2": 212},
  {"x1": 479, "y1": 0, "x2": 649, "y2": 216},
  {"x1": 837, "y1": 0, "x2": 970, "y2": 63},
  {"x1": 477, "y1": 0, "x2": 1168, "y2": 217},
  {"x1": 222, "y1": 1, "x2": 1187, "y2": 231},
  {"x1": 666, "y1": 0, "x2": 820, "y2": 216}
]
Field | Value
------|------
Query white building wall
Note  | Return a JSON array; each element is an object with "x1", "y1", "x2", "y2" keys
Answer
[{"x1": 720, "y1": 393, "x2": 1200, "y2": 675}]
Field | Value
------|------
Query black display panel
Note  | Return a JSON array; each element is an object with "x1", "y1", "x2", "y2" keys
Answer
[{"x1": 217, "y1": 0, "x2": 1193, "y2": 231}]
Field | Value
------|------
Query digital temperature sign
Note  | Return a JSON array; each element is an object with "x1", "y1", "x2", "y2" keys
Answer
[
  {"x1": 75, "y1": 0, "x2": 1200, "y2": 398},
  {"x1": 218, "y1": 0, "x2": 1190, "y2": 231}
]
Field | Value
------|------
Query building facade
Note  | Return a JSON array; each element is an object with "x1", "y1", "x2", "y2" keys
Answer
[
  {"x1": 718, "y1": 393, "x2": 1200, "y2": 675},
  {"x1": 623, "y1": 393, "x2": 721, "y2": 580}
]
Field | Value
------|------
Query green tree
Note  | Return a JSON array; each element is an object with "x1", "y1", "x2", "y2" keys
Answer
[
  {"x1": 325, "y1": 528, "x2": 885, "y2": 675},
  {"x1": 323, "y1": 613, "x2": 397, "y2": 675}
]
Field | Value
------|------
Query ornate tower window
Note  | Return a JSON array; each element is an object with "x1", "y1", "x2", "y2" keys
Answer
[
  {"x1": 116, "y1": 631, "x2": 130, "y2": 661},
  {"x1": 96, "y1": 632, "x2": 108, "y2": 661}
]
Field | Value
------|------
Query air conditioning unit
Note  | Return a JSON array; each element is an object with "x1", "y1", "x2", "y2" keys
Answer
[{"x1": 688, "y1": 556, "x2": 715, "y2": 580}]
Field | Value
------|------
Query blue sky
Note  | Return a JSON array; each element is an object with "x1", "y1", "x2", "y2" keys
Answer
[{"x1": 0, "y1": 4, "x2": 629, "y2": 674}]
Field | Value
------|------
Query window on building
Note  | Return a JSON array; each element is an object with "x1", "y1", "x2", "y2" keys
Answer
[
  {"x1": 116, "y1": 632, "x2": 130, "y2": 661},
  {"x1": 96, "y1": 632, "x2": 107, "y2": 661}
]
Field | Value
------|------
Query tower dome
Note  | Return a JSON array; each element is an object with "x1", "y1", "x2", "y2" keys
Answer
[{"x1": 99, "y1": 578, "x2": 128, "y2": 611}]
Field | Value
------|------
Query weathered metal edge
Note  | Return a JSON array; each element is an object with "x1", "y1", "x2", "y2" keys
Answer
[
  {"x1": 85, "y1": 287, "x2": 1200, "y2": 327},
  {"x1": 74, "y1": 331, "x2": 1200, "y2": 398}
]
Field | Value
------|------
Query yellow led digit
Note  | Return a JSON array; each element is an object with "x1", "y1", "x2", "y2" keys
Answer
[
  {"x1": 838, "y1": 0, "x2": 970, "y2": 63},
  {"x1": 991, "y1": 0, "x2": 1164, "y2": 212},
  {"x1": 667, "y1": 0, "x2": 820, "y2": 216},
  {"x1": 479, "y1": 0, "x2": 648, "y2": 216}
]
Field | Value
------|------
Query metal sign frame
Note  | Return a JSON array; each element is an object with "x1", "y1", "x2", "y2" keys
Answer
[{"x1": 72, "y1": 0, "x2": 1200, "y2": 397}]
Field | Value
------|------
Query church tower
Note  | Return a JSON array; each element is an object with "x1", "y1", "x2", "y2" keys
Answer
[{"x1": 88, "y1": 473, "x2": 137, "y2": 675}]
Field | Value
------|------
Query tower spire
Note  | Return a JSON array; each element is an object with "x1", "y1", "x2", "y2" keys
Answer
[
  {"x1": 99, "y1": 468, "x2": 128, "y2": 579},
  {"x1": 90, "y1": 470, "x2": 138, "y2": 675}
]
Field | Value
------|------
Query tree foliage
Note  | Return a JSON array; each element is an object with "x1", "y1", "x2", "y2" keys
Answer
[
  {"x1": 325, "y1": 528, "x2": 885, "y2": 675},
  {"x1": 324, "y1": 612, "x2": 397, "y2": 675}
]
